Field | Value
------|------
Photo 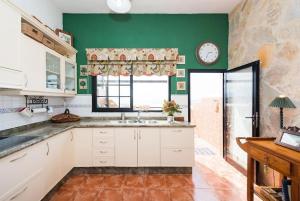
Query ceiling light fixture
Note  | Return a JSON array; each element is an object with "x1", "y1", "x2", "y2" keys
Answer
[{"x1": 106, "y1": 0, "x2": 131, "y2": 13}]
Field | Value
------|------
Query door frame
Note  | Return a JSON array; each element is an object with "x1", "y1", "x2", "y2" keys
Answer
[
  {"x1": 188, "y1": 69, "x2": 225, "y2": 157},
  {"x1": 223, "y1": 60, "x2": 260, "y2": 175}
]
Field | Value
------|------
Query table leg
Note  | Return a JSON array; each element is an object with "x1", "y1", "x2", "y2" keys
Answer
[
  {"x1": 291, "y1": 180, "x2": 300, "y2": 201},
  {"x1": 247, "y1": 156, "x2": 254, "y2": 201}
]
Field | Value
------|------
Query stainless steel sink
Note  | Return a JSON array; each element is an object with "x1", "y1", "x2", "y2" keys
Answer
[
  {"x1": 0, "y1": 136, "x2": 38, "y2": 151},
  {"x1": 113, "y1": 120, "x2": 158, "y2": 124}
]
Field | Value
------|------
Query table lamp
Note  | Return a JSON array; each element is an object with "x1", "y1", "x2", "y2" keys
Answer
[{"x1": 269, "y1": 95, "x2": 296, "y2": 128}]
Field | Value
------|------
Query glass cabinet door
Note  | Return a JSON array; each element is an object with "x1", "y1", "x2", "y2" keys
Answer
[
  {"x1": 65, "y1": 61, "x2": 76, "y2": 92},
  {"x1": 46, "y1": 52, "x2": 61, "y2": 90}
]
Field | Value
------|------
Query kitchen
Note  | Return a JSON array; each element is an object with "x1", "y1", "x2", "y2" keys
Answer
[{"x1": 1, "y1": 0, "x2": 300, "y2": 201}]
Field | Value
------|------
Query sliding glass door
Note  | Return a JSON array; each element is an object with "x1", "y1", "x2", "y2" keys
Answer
[{"x1": 224, "y1": 61, "x2": 260, "y2": 171}]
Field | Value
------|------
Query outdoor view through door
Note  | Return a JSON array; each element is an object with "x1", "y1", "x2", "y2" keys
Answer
[{"x1": 189, "y1": 72, "x2": 223, "y2": 156}]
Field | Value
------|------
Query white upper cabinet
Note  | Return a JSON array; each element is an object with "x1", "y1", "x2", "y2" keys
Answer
[
  {"x1": 0, "y1": 0, "x2": 21, "y2": 71},
  {"x1": 20, "y1": 34, "x2": 45, "y2": 92},
  {"x1": 0, "y1": 0, "x2": 25, "y2": 90},
  {"x1": 0, "y1": 0, "x2": 77, "y2": 96},
  {"x1": 115, "y1": 128, "x2": 138, "y2": 167},
  {"x1": 138, "y1": 128, "x2": 160, "y2": 167},
  {"x1": 64, "y1": 59, "x2": 77, "y2": 95}
]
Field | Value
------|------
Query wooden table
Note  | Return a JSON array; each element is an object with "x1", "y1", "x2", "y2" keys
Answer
[{"x1": 237, "y1": 137, "x2": 300, "y2": 201}]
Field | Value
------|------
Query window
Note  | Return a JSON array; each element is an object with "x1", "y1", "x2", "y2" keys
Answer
[{"x1": 92, "y1": 75, "x2": 169, "y2": 112}]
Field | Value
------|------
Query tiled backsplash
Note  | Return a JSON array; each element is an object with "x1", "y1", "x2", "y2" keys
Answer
[
  {"x1": 0, "y1": 96, "x2": 65, "y2": 131},
  {"x1": 0, "y1": 94, "x2": 189, "y2": 131},
  {"x1": 64, "y1": 94, "x2": 189, "y2": 120}
]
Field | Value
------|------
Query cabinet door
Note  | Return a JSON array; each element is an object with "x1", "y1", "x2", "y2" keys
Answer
[
  {"x1": 0, "y1": 0, "x2": 21, "y2": 70},
  {"x1": 46, "y1": 51, "x2": 62, "y2": 92},
  {"x1": 0, "y1": 141, "x2": 46, "y2": 201},
  {"x1": 43, "y1": 134, "x2": 64, "y2": 194},
  {"x1": 61, "y1": 131, "x2": 74, "y2": 176},
  {"x1": 115, "y1": 128, "x2": 137, "y2": 167},
  {"x1": 73, "y1": 128, "x2": 93, "y2": 167},
  {"x1": 64, "y1": 60, "x2": 77, "y2": 94},
  {"x1": 138, "y1": 128, "x2": 160, "y2": 167},
  {"x1": 20, "y1": 35, "x2": 45, "y2": 91}
]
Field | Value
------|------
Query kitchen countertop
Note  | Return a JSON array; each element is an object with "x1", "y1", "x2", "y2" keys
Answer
[{"x1": 0, "y1": 118, "x2": 195, "y2": 159}]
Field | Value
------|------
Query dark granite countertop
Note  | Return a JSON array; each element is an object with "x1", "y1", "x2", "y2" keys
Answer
[{"x1": 0, "y1": 118, "x2": 195, "y2": 159}]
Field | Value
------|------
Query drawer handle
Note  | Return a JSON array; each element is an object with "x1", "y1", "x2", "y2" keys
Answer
[
  {"x1": 173, "y1": 130, "x2": 182, "y2": 133},
  {"x1": 173, "y1": 149, "x2": 183, "y2": 152},
  {"x1": 99, "y1": 141, "x2": 108, "y2": 144},
  {"x1": 10, "y1": 186, "x2": 28, "y2": 200},
  {"x1": 99, "y1": 151, "x2": 108, "y2": 154},
  {"x1": 98, "y1": 131, "x2": 107, "y2": 134},
  {"x1": 9, "y1": 153, "x2": 27, "y2": 163},
  {"x1": 99, "y1": 161, "x2": 107, "y2": 164}
]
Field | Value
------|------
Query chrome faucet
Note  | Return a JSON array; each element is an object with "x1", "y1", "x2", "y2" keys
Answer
[
  {"x1": 121, "y1": 112, "x2": 125, "y2": 121},
  {"x1": 137, "y1": 110, "x2": 141, "y2": 123}
]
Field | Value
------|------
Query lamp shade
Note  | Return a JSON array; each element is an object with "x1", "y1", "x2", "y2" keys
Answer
[
  {"x1": 107, "y1": 0, "x2": 131, "y2": 13},
  {"x1": 269, "y1": 95, "x2": 296, "y2": 108}
]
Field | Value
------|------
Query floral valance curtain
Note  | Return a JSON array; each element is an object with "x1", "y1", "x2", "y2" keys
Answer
[{"x1": 86, "y1": 48, "x2": 179, "y2": 76}]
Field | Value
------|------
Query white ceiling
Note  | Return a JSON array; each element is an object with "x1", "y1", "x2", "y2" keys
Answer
[{"x1": 51, "y1": 0, "x2": 242, "y2": 14}]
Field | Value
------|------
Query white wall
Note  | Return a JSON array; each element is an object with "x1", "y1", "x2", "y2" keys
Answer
[{"x1": 10, "y1": 0, "x2": 63, "y2": 29}]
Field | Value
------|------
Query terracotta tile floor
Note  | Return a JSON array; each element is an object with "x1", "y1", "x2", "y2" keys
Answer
[{"x1": 49, "y1": 137, "x2": 261, "y2": 201}]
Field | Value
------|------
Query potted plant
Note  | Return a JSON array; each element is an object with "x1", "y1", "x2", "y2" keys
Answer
[{"x1": 162, "y1": 100, "x2": 181, "y2": 123}]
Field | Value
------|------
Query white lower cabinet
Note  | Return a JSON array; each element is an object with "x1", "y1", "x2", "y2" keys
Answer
[
  {"x1": 115, "y1": 128, "x2": 137, "y2": 167},
  {"x1": 43, "y1": 133, "x2": 66, "y2": 194},
  {"x1": 137, "y1": 128, "x2": 160, "y2": 167},
  {"x1": 0, "y1": 140, "x2": 46, "y2": 201},
  {"x1": 93, "y1": 128, "x2": 115, "y2": 166},
  {"x1": 161, "y1": 128, "x2": 195, "y2": 167},
  {"x1": 73, "y1": 128, "x2": 93, "y2": 167}
]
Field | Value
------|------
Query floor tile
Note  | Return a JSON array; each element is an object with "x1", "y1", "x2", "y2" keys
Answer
[
  {"x1": 166, "y1": 175, "x2": 193, "y2": 188},
  {"x1": 96, "y1": 189, "x2": 123, "y2": 201},
  {"x1": 123, "y1": 188, "x2": 145, "y2": 201},
  {"x1": 144, "y1": 174, "x2": 167, "y2": 189},
  {"x1": 145, "y1": 189, "x2": 170, "y2": 201},
  {"x1": 124, "y1": 175, "x2": 144, "y2": 188},
  {"x1": 170, "y1": 188, "x2": 194, "y2": 201},
  {"x1": 101, "y1": 175, "x2": 125, "y2": 188}
]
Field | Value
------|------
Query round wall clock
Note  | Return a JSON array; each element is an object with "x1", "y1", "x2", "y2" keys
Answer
[{"x1": 196, "y1": 42, "x2": 220, "y2": 65}]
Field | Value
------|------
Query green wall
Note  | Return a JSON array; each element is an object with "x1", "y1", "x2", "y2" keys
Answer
[{"x1": 63, "y1": 14, "x2": 228, "y2": 94}]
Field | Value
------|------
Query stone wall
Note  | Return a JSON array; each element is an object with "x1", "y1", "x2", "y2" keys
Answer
[{"x1": 229, "y1": 0, "x2": 300, "y2": 138}]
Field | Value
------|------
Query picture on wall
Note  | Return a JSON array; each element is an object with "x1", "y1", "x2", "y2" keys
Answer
[
  {"x1": 176, "y1": 81, "x2": 186, "y2": 91},
  {"x1": 79, "y1": 78, "x2": 88, "y2": 90},
  {"x1": 176, "y1": 69, "x2": 185, "y2": 78},
  {"x1": 80, "y1": 65, "x2": 88, "y2": 76},
  {"x1": 55, "y1": 29, "x2": 73, "y2": 46},
  {"x1": 178, "y1": 55, "x2": 186, "y2": 64}
]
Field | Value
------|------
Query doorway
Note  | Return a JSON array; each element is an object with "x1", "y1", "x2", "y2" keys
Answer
[
  {"x1": 188, "y1": 61, "x2": 260, "y2": 174},
  {"x1": 189, "y1": 71, "x2": 224, "y2": 156}
]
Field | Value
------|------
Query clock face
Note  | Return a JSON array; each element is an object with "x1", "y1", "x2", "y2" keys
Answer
[{"x1": 196, "y1": 42, "x2": 220, "y2": 65}]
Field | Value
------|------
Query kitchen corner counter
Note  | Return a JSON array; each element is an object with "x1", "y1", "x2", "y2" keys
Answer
[{"x1": 0, "y1": 119, "x2": 195, "y2": 159}]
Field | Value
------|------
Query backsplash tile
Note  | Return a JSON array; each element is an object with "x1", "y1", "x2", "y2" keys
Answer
[{"x1": 0, "y1": 96, "x2": 65, "y2": 131}]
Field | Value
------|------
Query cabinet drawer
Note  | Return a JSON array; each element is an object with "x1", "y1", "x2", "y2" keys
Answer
[
  {"x1": 94, "y1": 157, "x2": 114, "y2": 167},
  {"x1": 93, "y1": 128, "x2": 114, "y2": 137},
  {"x1": 0, "y1": 143, "x2": 45, "y2": 198},
  {"x1": 0, "y1": 169, "x2": 43, "y2": 201},
  {"x1": 93, "y1": 136, "x2": 114, "y2": 147},
  {"x1": 93, "y1": 148, "x2": 114, "y2": 157},
  {"x1": 161, "y1": 148, "x2": 194, "y2": 167},
  {"x1": 161, "y1": 128, "x2": 194, "y2": 148},
  {"x1": 249, "y1": 148, "x2": 291, "y2": 176}
]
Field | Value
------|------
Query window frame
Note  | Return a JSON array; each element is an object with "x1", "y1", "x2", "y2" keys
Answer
[{"x1": 92, "y1": 75, "x2": 171, "y2": 112}]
